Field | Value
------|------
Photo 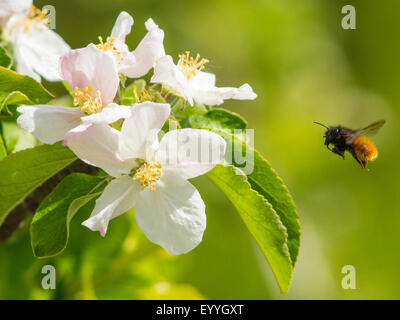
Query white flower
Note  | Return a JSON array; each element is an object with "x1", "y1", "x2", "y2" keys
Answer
[
  {"x1": 95, "y1": 11, "x2": 165, "y2": 78},
  {"x1": 151, "y1": 52, "x2": 257, "y2": 106},
  {"x1": 17, "y1": 44, "x2": 133, "y2": 144},
  {"x1": 0, "y1": 0, "x2": 70, "y2": 81},
  {"x1": 0, "y1": 0, "x2": 31, "y2": 21},
  {"x1": 64, "y1": 102, "x2": 226, "y2": 254}
]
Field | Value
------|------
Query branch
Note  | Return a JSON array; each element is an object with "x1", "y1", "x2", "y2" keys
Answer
[{"x1": 0, "y1": 159, "x2": 98, "y2": 243}]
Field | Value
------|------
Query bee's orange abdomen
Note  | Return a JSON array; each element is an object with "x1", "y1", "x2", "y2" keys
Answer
[{"x1": 351, "y1": 136, "x2": 378, "y2": 162}]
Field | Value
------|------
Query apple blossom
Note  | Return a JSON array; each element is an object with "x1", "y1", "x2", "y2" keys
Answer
[
  {"x1": 95, "y1": 11, "x2": 165, "y2": 78},
  {"x1": 64, "y1": 102, "x2": 226, "y2": 254},
  {"x1": 151, "y1": 51, "x2": 257, "y2": 106},
  {"x1": 0, "y1": 0, "x2": 32, "y2": 21},
  {"x1": 17, "y1": 44, "x2": 133, "y2": 144},
  {"x1": 0, "y1": 0, "x2": 70, "y2": 81}
]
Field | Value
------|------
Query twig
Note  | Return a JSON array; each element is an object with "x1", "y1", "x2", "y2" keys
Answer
[{"x1": 0, "y1": 159, "x2": 98, "y2": 243}]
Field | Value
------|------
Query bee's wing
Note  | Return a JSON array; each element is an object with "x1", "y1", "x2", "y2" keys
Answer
[
  {"x1": 345, "y1": 120, "x2": 385, "y2": 143},
  {"x1": 359, "y1": 120, "x2": 386, "y2": 136}
]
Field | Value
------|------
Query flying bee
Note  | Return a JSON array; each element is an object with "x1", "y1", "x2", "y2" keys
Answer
[{"x1": 314, "y1": 120, "x2": 385, "y2": 169}]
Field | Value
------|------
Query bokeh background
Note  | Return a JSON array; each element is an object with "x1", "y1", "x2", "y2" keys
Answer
[{"x1": 0, "y1": 0, "x2": 399, "y2": 299}]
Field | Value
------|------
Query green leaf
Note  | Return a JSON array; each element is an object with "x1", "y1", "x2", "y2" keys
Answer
[
  {"x1": 0, "y1": 132, "x2": 6, "y2": 160},
  {"x1": 0, "y1": 46, "x2": 12, "y2": 69},
  {"x1": 188, "y1": 123, "x2": 300, "y2": 267},
  {"x1": 0, "y1": 119, "x2": 37, "y2": 153},
  {"x1": 0, "y1": 143, "x2": 77, "y2": 226},
  {"x1": 248, "y1": 149, "x2": 300, "y2": 266},
  {"x1": 189, "y1": 108, "x2": 247, "y2": 131},
  {"x1": 0, "y1": 66, "x2": 53, "y2": 111},
  {"x1": 161, "y1": 118, "x2": 181, "y2": 133},
  {"x1": 221, "y1": 129, "x2": 300, "y2": 265},
  {"x1": 130, "y1": 79, "x2": 147, "y2": 93},
  {"x1": 0, "y1": 91, "x2": 33, "y2": 111},
  {"x1": 121, "y1": 79, "x2": 147, "y2": 105},
  {"x1": 225, "y1": 131, "x2": 300, "y2": 266},
  {"x1": 31, "y1": 173, "x2": 107, "y2": 258},
  {"x1": 171, "y1": 100, "x2": 208, "y2": 124},
  {"x1": 207, "y1": 164, "x2": 293, "y2": 293}
]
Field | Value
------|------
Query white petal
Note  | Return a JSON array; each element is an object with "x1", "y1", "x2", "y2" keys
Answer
[
  {"x1": 13, "y1": 43, "x2": 40, "y2": 81},
  {"x1": 103, "y1": 12, "x2": 136, "y2": 74},
  {"x1": 60, "y1": 44, "x2": 119, "y2": 105},
  {"x1": 151, "y1": 55, "x2": 193, "y2": 105},
  {"x1": 134, "y1": 172, "x2": 206, "y2": 254},
  {"x1": 119, "y1": 102, "x2": 170, "y2": 161},
  {"x1": 191, "y1": 82, "x2": 257, "y2": 106},
  {"x1": 81, "y1": 103, "x2": 132, "y2": 124},
  {"x1": 189, "y1": 70, "x2": 216, "y2": 89},
  {"x1": 64, "y1": 123, "x2": 135, "y2": 177},
  {"x1": 0, "y1": 0, "x2": 31, "y2": 19},
  {"x1": 16, "y1": 105, "x2": 82, "y2": 144},
  {"x1": 110, "y1": 11, "x2": 133, "y2": 41},
  {"x1": 82, "y1": 176, "x2": 139, "y2": 237},
  {"x1": 117, "y1": 51, "x2": 136, "y2": 75},
  {"x1": 13, "y1": 24, "x2": 70, "y2": 82},
  {"x1": 156, "y1": 129, "x2": 226, "y2": 179},
  {"x1": 122, "y1": 18, "x2": 165, "y2": 78}
]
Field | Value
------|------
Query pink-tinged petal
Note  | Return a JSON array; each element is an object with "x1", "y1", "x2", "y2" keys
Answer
[
  {"x1": 122, "y1": 18, "x2": 165, "y2": 78},
  {"x1": 16, "y1": 105, "x2": 82, "y2": 144},
  {"x1": 64, "y1": 123, "x2": 135, "y2": 177},
  {"x1": 81, "y1": 103, "x2": 133, "y2": 124},
  {"x1": 82, "y1": 176, "x2": 139, "y2": 236},
  {"x1": 151, "y1": 55, "x2": 193, "y2": 105},
  {"x1": 13, "y1": 24, "x2": 70, "y2": 82},
  {"x1": 110, "y1": 11, "x2": 134, "y2": 41},
  {"x1": 60, "y1": 44, "x2": 119, "y2": 105},
  {"x1": 156, "y1": 129, "x2": 226, "y2": 180},
  {"x1": 119, "y1": 102, "x2": 170, "y2": 161},
  {"x1": 134, "y1": 171, "x2": 206, "y2": 255}
]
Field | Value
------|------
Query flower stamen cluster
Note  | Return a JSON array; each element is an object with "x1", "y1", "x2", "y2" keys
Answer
[
  {"x1": 73, "y1": 86, "x2": 103, "y2": 115},
  {"x1": 133, "y1": 161, "x2": 163, "y2": 192},
  {"x1": 178, "y1": 51, "x2": 209, "y2": 79},
  {"x1": 96, "y1": 36, "x2": 117, "y2": 52},
  {"x1": 24, "y1": 5, "x2": 50, "y2": 30},
  {"x1": 133, "y1": 85, "x2": 155, "y2": 103},
  {"x1": 96, "y1": 36, "x2": 124, "y2": 64}
]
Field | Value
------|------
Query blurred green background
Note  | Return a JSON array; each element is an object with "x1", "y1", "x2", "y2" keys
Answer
[{"x1": 0, "y1": 0, "x2": 399, "y2": 299}]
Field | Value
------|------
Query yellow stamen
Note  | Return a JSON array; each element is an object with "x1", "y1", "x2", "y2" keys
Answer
[
  {"x1": 24, "y1": 5, "x2": 51, "y2": 31},
  {"x1": 178, "y1": 51, "x2": 209, "y2": 79},
  {"x1": 133, "y1": 162, "x2": 163, "y2": 192},
  {"x1": 72, "y1": 86, "x2": 103, "y2": 115},
  {"x1": 133, "y1": 85, "x2": 155, "y2": 103},
  {"x1": 97, "y1": 36, "x2": 117, "y2": 51},
  {"x1": 96, "y1": 36, "x2": 124, "y2": 64}
]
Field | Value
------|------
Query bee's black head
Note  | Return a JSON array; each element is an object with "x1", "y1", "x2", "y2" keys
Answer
[
  {"x1": 314, "y1": 122, "x2": 344, "y2": 146},
  {"x1": 323, "y1": 127, "x2": 341, "y2": 146}
]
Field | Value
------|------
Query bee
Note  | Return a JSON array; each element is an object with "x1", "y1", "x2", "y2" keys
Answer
[{"x1": 314, "y1": 120, "x2": 385, "y2": 169}]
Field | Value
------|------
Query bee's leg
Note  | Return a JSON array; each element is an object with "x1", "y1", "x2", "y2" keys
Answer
[
  {"x1": 350, "y1": 150, "x2": 368, "y2": 170},
  {"x1": 331, "y1": 146, "x2": 345, "y2": 159},
  {"x1": 355, "y1": 157, "x2": 364, "y2": 168},
  {"x1": 360, "y1": 160, "x2": 368, "y2": 170}
]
